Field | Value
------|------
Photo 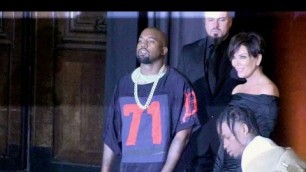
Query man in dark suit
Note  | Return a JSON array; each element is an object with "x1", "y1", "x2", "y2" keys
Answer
[{"x1": 177, "y1": 11, "x2": 243, "y2": 172}]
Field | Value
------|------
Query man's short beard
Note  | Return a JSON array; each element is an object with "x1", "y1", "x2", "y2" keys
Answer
[{"x1": 137, "y1": 56, "x2": 152, "y2": 64}]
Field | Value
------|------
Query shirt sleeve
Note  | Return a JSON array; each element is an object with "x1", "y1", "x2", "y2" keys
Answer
[
  {"x1": 174, "y1": 80, "x2": 201, "y2": 133},
  {"x1": 103, "y1": 84, "x2": 122, "y2": 155}
]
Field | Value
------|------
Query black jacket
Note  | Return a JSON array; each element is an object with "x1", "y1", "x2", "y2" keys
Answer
[{"x1": 177, "y1": 35, "x2": 243, "y2": 168}]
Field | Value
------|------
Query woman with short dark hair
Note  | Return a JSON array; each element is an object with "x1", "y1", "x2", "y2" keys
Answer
[{"x1": 213, "y1": 32, "x2": 280, "y2": 171}]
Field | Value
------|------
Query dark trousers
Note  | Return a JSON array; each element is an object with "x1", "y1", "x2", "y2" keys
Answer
[
  {"x1": 186, "y1": 118, "x2": 220, "y2": 172},
  {"x1": 186, "y1": 146, "x2": 215, "y2": 172}
]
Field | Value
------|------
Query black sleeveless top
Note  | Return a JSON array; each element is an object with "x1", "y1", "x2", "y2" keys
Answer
[{"x1": 229, "y1": 93, "x2": 279, "y2": 137}]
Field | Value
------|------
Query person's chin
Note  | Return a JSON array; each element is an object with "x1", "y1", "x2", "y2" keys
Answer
[
  {"x1": 209, "y1": 34, "x2": 221, "y2": 38},
  {"x1": 230, "y1": 68, "x2": 246, "y2": 82},
  {"x1": 227, "y1": 151, "x2": 233, "y2": 157},
  {"x1": 237, "y1": 74, "x2": 244, "y2": 78}
]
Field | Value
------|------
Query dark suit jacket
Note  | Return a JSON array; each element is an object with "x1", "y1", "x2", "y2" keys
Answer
[{"x1": 177, "y1": 36, "x2": 243, "y2": 165}]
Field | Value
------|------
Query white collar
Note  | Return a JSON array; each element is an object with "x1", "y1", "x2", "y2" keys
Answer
[{"x1": 242, "y1": 136, "x2": 277, "y2": 171}]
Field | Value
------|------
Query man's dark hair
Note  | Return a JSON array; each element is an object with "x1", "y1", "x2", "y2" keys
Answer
[{"x1": 217, "y1": 106, "x2": 260, "y2": 139}]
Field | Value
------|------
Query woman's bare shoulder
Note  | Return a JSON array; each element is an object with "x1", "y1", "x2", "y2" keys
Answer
[{"x1": 260, "y1": 81, "x2": 280, "y2": 97}]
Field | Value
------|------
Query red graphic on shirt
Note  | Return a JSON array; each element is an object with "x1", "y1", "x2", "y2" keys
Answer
[
  {"x1": 123, "y1": 101, "x2": 162, "y2": 146},
  {"x1": 182, "y1": 91, "x2": 197, "y2": 122}
]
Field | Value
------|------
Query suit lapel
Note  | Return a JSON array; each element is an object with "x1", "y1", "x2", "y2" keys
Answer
[{"x1": 195, "y1": 39, "x2": 207, "y2": 64}]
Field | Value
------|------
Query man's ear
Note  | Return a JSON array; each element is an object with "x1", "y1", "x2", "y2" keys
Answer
[
  {"x1": 162, "y1": 47, "x2": 168, "y2": 56},
  {"x1": 241, "y1": 123, "x2": 249, "y2": 135}
]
